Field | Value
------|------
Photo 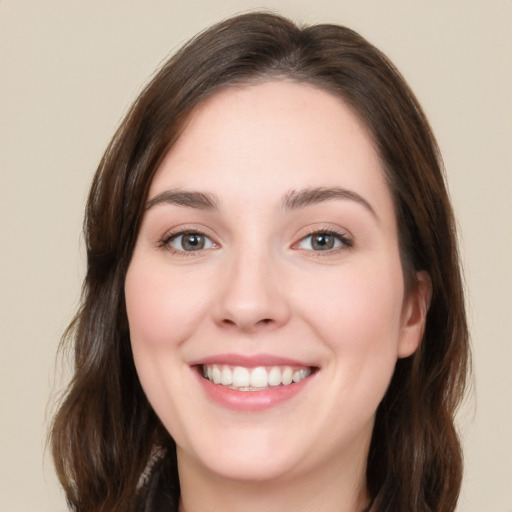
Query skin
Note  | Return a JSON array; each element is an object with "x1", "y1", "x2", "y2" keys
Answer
[{"x1": 125, "y1": 81, "x2": 430, "y2": 512}]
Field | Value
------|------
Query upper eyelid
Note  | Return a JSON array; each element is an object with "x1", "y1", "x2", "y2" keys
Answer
[
  {"x1": 165, "y1": 230, "x2": 210, "y2": 242},
  {"x1": 295, "y1": 225, "x2": 353, "y2": 241},
  {"x1": 161, "y1": 225, "x2": 217, "y2": 242}
]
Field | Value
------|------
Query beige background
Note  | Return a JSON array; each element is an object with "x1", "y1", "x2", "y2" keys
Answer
[{"x1": 1, "y1": 1, "x2": 511, "y2": 511}]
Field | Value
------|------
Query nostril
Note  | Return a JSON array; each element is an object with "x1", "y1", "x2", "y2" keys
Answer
[{"x1": 221, "y1": 317, "x2": 273, "y2": 329}]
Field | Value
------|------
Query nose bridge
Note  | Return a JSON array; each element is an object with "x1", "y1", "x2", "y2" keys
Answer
[{"x1": 213, "y1": 236, "x2": 290, "y2": 332}]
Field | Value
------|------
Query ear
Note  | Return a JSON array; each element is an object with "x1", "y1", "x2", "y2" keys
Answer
[{"x1": 397, "y1": 271, "x2": 432, "y2": 359}]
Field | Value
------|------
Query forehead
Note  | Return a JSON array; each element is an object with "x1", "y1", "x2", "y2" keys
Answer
[{"x1": 149, "y1": 80, "x2": 392, "y2": 217}]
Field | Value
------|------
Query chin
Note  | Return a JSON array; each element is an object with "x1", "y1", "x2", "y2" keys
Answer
[
  {"x1": 175, "y1": 422, "x2": 311, "y2": 484},
  {"x1": 190, "y1": 450, "x2": 302, "y2": 484}
]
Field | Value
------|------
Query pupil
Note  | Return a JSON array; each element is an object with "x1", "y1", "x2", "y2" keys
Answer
[
  {"x1": 183, "y1": 233, "x2": 204, "y2": 250},
  {"x1": 313, "y1": 234, "x2": 334, "y2": 250}
]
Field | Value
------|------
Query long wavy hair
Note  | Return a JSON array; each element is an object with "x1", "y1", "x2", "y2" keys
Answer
[{"x1": 50, "y1": 12, "x2": 470, "y2": 512}]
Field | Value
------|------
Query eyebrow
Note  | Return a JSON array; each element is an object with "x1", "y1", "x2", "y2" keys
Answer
[
  {"x1": 145, "y1": 190, "x2": 218, "y2": 210},
  {"x1": 145, "y1": 186, "x2": 378, "y2": 220},
  {"x1": 283, "y1": 187, "x2": 378, "y2": 219}
]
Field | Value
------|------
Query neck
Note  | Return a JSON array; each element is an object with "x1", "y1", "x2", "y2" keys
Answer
[{"x1": 177, "y1": 447, "x2": 370, "y2": 512}]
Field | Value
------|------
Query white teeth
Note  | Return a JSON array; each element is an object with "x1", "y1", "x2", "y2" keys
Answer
[
  {"x1": 221, "y1": 365, "x2": 233, "y2": 386},
  {"x1": 250, "y1": 367, "x2": 268, "y2": 388},
  {"x1": 202, "y1": 364, "x2": 312, "y2": 390},
  {"x1": 212, "y1": 365, "x2": 221, "y2": 384},
  {"x1": 232, "y1": 366, "x2": 250, "y2": 387},
  {"x1": 268, "y1": 367, "x2": 282, "y2": 387},
  {"x1": 282, "y1": 367, "x2": 293, "y2": 385},
  {"x1": 293, "y1": 369, "x2": 308, "y2": 383}
]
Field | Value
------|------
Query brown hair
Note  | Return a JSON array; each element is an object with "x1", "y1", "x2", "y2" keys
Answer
[{"x1": 50, "y1": 12, "x2": 469, "y2": 512}]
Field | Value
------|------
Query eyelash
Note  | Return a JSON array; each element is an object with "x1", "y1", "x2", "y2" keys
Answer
[
  {"x1": 159, "y1": 229, "x2": 218, "y2": 256},
  {"x1": 158, "y1": 228, "x2": 353, "y2": 256},
  {"x1": 294, "y1": 229, "x2": 354, "y2": 255}
]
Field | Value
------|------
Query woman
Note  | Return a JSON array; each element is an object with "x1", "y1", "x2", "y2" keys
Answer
[{"x1": 50, "y1": 12, "x2": 469, "y2": 512}]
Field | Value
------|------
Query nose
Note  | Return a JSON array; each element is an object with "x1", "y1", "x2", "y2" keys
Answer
[{"x1": 212, "y1": 248, "x2": 291, "y2": 334}]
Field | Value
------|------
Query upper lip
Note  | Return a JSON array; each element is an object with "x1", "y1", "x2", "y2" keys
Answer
[{"x1": 189, "y1": 353, "x2": 316, "y2": 368}]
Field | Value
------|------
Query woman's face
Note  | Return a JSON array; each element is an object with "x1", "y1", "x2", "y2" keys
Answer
[{"x1": 125, "y1": 81, "x2": 427, "y2": 484}]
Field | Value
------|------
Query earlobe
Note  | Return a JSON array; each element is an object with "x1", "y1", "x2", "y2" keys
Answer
[{"x1": 397, "y1": 271, "x2": 432, "y2": 358}]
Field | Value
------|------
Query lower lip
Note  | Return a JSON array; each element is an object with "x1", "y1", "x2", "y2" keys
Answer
[{"x1": 194, "y1": 369, "x2": 314, "y2": 413}]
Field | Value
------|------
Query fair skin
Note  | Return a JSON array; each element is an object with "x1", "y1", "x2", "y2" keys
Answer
[{"x1": 125, "y1": 81, "x2": 430, "y2": 512}]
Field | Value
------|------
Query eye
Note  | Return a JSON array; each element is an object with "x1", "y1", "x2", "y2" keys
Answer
[
  {"x1": 296, "y1": 231, "x2": 352, "y2": 252},
  {"x1": 165, "y1": 231, "x2": 216, "y2": 252}
]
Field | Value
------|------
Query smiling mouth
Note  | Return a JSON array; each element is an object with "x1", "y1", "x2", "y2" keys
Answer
[{"x1": 200, "y1": 364, "x2": 314, "y2": 391}]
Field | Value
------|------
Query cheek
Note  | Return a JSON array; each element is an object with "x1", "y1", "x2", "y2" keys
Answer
[
  {"x1": 125, "y1": 261, "x2": 209, "y2": 352},
  {"x1": 124, "y1": 259, "x2": 207, "y2": 436},
  {"x1": 299, "y1": 257, "x2": 405, "y2": 369}
]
